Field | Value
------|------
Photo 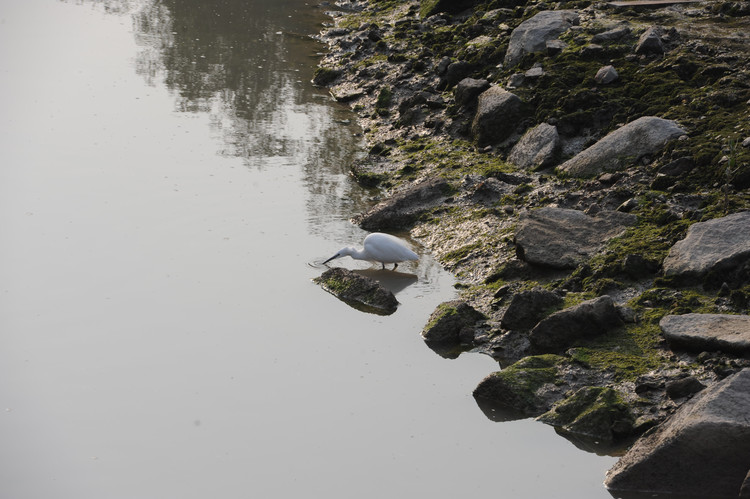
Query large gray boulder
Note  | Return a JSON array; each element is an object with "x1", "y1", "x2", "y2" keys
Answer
[
  {"x1": 507, "y1": 123, "x2": 560, "y2": 170},
  {"x1": 663, "y1": 211, "x2": 750, "y2": 286},
  {"x1": 471, "y1": 86, "x2": 524, "y2": 146},
  {"x1": 660, "y1": 313, "x2": 750, "y2": 354},
  {"x1": 530, "y1": 295, "x2": 623, "y2": 352},
  {"x1": 355, "y1": 177, "x2": 453, "y2": 230},
  {"x1": 514, "y1": 207, "x2": 636, "y2": 269},
  {"x1": 504, "y1": 10, "x2": 580, "y2": 68},
  {"x1": 557, "y1": 116, "x2": 685, "y2": 177},
  {"x1": 605, "y1": 368, "x2": 750, "y2": 498}
]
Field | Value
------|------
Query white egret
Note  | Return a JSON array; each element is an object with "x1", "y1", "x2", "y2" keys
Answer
[{"x1": 322, "y1": 232, "x2": 419, "y2": 270}]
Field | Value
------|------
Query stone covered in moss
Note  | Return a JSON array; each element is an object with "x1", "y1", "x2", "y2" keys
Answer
[
  {"x1": 315, "y1": 268, "x2": 398, "y2": 315},
  {"x1": 422, "y1": 299, "x2": 485, "y2": 346},
  {"x1": 473, "y1": 354, "x2": 568, "y2": 416},
  {"x1": 538, "y1": 386, "x2": 635, "y2": 443}
]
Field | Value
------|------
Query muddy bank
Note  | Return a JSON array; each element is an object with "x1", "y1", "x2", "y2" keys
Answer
[{"x1": 312, "y1": 0, "x2": 750, "y2": 495}]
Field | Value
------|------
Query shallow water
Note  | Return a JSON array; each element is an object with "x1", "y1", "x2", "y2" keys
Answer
[{"x1": 0, "y1": 1, "x2": 617, "y2": 497}]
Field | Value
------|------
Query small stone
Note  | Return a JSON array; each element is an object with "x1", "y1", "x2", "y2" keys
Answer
[
  {"x1": 594, "y1": 65, "x2": 619, "y2": 84},
  {"x1": 658, "y1": 157, "x2": 695, "y2": 176},
  {"x1": 525, "y1": 66, "x2": 544, "y2": 78},
  {"x1": 546, "y1": 39, "x2": 567, "y2": 55},
  {"x1": 617, "y1": 198, "x2": 639, "y2": 213},
  {"x1": 507, "y1": 73, "x2": 525, "y2": 88},
  {"x1": 507, "y1": 123, "x2": 560, "y2": 170},
  {"x1": 666, "y1": 376, "x2": 706, "y2": 400},
  {"x1": 591, "y1": 26, "x2": 631, "y2": 43},
  {"x1": 635, "y1": 26, "x2": 665, "y2": 55},
  {"x1": 454, "y1": 78, "x2": 490, "y2": 106},
  {"x1": 581, "y1": 44, "x2": 604, "y2": 58}
]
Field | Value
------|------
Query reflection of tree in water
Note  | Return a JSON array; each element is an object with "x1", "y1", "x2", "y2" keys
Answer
[
  {"x1": 129, "y1": 0, "x2": 360, "y2": 169},
  {"x1": 122, "y1": 0, "x2": 370, "y2": 229}
]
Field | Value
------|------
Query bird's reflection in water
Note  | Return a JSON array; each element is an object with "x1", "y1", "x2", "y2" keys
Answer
[{"x1": 353, "y1": 268, "x2": 418, "y2": 295}]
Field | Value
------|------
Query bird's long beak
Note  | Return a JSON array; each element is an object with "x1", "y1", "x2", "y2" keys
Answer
[{"x1": 322, "y1": 253, "x2": 339, "y2": 265}]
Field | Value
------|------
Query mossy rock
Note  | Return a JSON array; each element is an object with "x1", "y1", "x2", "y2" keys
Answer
[
  {"x1": 419, "y1": 0, "x2": 483, "y2": 18},
  {"x1": 314, "y1": 268, "x2": 398, "y2": 315},
  {"x1": 422, "y1": 300, "x2": 485, "y2": 345},
  {"x1": 538, "y1": 386, "x2": 636, "y2": 442},
  {"x1": 312, "y1": 67, "x2": 342, "y2": 87},
  {"x1": 473, "y1": 354, "x2": 568, "y2": 416}
]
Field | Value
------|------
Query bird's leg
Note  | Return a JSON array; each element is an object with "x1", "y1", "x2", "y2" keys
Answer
[
  {"x1": 381, "y1": 262, "x2": 385, "y2": 269},
  {"x1": 393, "y1": 263, "x2": 398, "y2": 270}
]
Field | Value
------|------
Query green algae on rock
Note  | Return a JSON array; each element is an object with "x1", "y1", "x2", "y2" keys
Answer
[
  {"x1": 315, "y1": 267, "x2": 399, "y2": 315},
  {"x1": 537, "y1": 386, "x2": 636, "y2": 444}
]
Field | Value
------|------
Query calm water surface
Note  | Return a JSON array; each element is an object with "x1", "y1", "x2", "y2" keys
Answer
[{"x1": 0, "y1": 0, "x2": 617, "y2": 497}]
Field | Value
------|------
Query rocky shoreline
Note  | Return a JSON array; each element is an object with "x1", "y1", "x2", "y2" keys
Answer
[{"x1": 312, "y1": 0, "x2": 750, "y2": 496}]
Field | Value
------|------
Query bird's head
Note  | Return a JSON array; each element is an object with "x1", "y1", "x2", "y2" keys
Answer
[{"x1": 322, "y1": 247, "x2": 355, "y2": 265}]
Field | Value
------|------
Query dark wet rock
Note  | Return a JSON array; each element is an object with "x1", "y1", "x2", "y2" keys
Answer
[
  {"x1": 635, "y1": 25, "x2": 665, "y2": 55},
  {"x1": 665, "y1": 375, "x2": 706, "y2": 400},
  {"x1": 500, "y1": 287, "x2": 563, "y2": 331},
  {"x1": 538, "y1": 386, "x2": 635, "y2": 443},
  {"x1": 591, "y1": 25, "x2": 631, "y2": 44},
  {"x1": 621, "y1": 253, "x2": 660, "y2": 279},
  {"x1": 329, "y1": 81, "x2": 366, "y2": 102},
  {"x1": 473, "y1": 354, "x2": 569, "y2": 416},
  {"x1": 658, "y1": 156, "x2": 695, "y2": 177},
  {"x1": 557, "y1": 116, "x2": 685, "y2": 177},
  {"x1": 504, "y1": 10, "x2": 580, "y2": 68},
  {"x1": 471, "y1": 86, "x2": 524, "y2": 146},
  {"x1": 635, "y1": 374, "x2": 664, "y2": 393},
  {"x1": 454, "y1": 77, "x2": 490, "y2": 107},
  {"x1": 421, "y1": 300, "x2": 486, "y2": 346},
  {"x1": 314, "y1": 268, "x2": 398, "y2": 315},
  {"x1": 545, "y1": 38, "x2": 567, "y2": 56},
  {"x1": 419, "y1": 0, "x2": 483, "y2": 18},
  {"x1": 444, "y1": 60, "x2": 473, "y2": 87},
  {"x1": 485, "y1": 329, "x2": 532, "y2": 364},
  {"x1": 616, "y1": 197, "x2": 639, "y2": 213},
  {"x1": 530, "y1": 295, "x2": 623, "y2": 353},
  {"x1": 594, "y1": 65, "x2": 619, "y2": 84},
  {"x1": 742, "y1": 470, "x2": 750, "y2": 498},
  {"x1": 506, "y1": 73, "x2": 525, "y2": 88},
  {"x1": 356, "y1": 177, "x2": 453, "y2": 231},
  {"x1": 507, "y1": 123, "x2": 560, "y2": 170},
  {"x1": 514, "y1": 207, "x2": 636, "y2": 269},
  {"x1": 662, "y1": 211, "x2": 750, "y2": 287},
  {"x1": 605, "y1": 369, "x2": 750, "y2": 498},
  {"x1": 660, "y1": 313, "x2": 750, "y2": 354},
  {"x1": 580, "y1": 43, "x2": 604, "y2": 59},
  {"x1": 312, "y1": 67, "x2": 342, "y2": 86}
]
